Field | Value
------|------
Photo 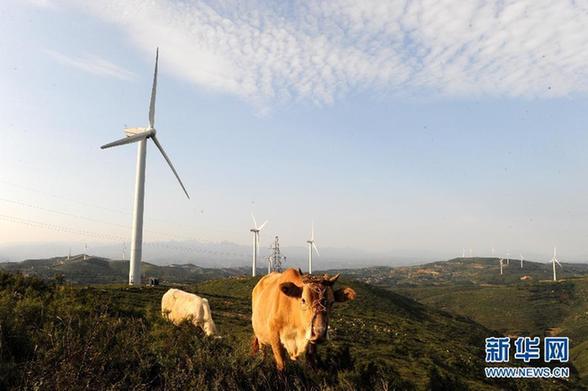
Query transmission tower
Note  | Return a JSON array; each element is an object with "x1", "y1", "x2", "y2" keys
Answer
[{"x1": 266, "y1": 236, "x2": 286, "y2": 273}]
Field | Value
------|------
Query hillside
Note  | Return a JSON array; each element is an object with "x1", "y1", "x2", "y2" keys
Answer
[
  {"x1": 0, "y1": 255, "x2": 246, "y2": 284},
  {"x1": 331, "y1": 257, "x2": 588, "y2": 287},
  {"x1": 0, "y1": 270, "x2": 577, "y2": 390},
  {"x1": 394, "y1": 277, "x2": 588, "y2": 386}
]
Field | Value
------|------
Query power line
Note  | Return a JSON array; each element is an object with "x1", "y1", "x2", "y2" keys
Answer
[
  {"x1": 0, "y1": 178, "x2": 243, "y2": 237},
  {"x1": 0, "y1": 213, "x2": 249, "y2": 259},
  {"x1": 0, "y1": 196, "x2": 196, "y2": 241}
]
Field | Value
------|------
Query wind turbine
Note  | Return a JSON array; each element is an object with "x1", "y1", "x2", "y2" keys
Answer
[
  {"x1": 499, "y1": 258, "x2": 504, "y2": 275},
  {"x1": 506, "y1": 250, "x2": 510, "y2": 265},
  {"x1": 551, "y1": 247, "x2": 562, "y2": 281},
  {"x1": 306, "y1": 223, "x2": 320, "y2": 274},
  {"x1": 101, "y1": 48, "x2": 190, "y2": 285},
  {"x1": 250, "y1": 213, "x2": 268, "y2": 277},
  {"x1": 520, "y1": 254, "x2": 524, "y2": 269}
]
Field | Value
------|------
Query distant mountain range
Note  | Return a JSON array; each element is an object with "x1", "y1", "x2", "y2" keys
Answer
[{"x1": 0, "y1": 240, "x2": 426, "y2": 269}]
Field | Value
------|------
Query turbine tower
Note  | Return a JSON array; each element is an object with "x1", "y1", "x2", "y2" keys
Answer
[
  {"x1": 520, "y1": 254, "x2": 524, "y2": 269},
  {"x1": 250, "y1": 213, "x2": 268, "y2": 277},
  {"x1": 551, "y1": 247, "x2": 562, "y2": 281},
  {"x1": 306, "y1": 223, "x2": 320, "y2": 274},
  {"x1": 101, "y1": 48, "x2": 190, "y2": 285},
  {"x1": 499, "y1": 258, "x2": 504, "y2": 275}
]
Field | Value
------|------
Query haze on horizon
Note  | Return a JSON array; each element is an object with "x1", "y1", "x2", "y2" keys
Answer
[{"x1": 1, "y1": 0, "x2": 588, "y2": 264}]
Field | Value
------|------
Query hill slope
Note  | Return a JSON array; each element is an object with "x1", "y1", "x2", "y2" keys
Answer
[
  {"x1": 0, "y1": 271, "x2": 577, "y2": 390},
  {"x1": 394, "y1": 277, "x2": 588, "y2": 386},
  {"x1": 332, "y1": 257, "x2": 588, "y2": 287}
]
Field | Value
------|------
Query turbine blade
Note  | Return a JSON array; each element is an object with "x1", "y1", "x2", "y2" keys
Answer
[
  {"x1": 151, "y1": 135, "x2": 190, "y2": 199},
  {"x1": 149, "y1": 48, "x2": 159, "y2": 129},
  {"x1": 258, "y1": 220, "x2": 268, "y2": 231},
  {"x1": 101, "y1": 131, "x2": 151, "y2": 149},
  {"x1": 555, "y1": 259, "x2": 562, "y2": 267},
  {"x1": 312, "y1": 242, "x2": 320, "y2": 257},
  {"x1": 251, "y1": 213, "x2": 257, "y2": 229}
]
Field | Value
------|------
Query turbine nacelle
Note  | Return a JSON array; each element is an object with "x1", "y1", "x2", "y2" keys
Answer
[{"x1": 124, "y1": 127, "x2": 155, "y2": 137}]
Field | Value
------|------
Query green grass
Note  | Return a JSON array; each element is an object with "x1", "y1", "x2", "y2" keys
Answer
[{"x1": 0, "y1": 271, "x2": 577, "y2": 390}]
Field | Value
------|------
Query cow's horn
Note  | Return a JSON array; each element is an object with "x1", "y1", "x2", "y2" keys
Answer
[
  {"x1": 326, "y1": 273, "x2": 340, "y2": 285},
  {"x1": 298, "y1": 268, "x2": 303, "y2": 275}
]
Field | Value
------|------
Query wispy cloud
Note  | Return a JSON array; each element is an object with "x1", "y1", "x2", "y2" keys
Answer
[
  {"x1": 58, "y1": 0, "x2": 588, "y2": 106},
  {"x1": 45, "y1": 50, "x2": 136, "y2": 81}
]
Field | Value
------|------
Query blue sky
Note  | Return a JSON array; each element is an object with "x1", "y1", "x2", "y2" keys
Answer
[{"x1": 1, "y1": 0, "x2": 588, "y2": 263}]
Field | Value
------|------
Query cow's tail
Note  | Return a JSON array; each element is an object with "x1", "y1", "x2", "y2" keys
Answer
[{"x1": 251, "y1": 335, "x2": 260, "y2": 355}]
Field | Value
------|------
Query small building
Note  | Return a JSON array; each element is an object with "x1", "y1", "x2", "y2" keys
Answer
[{"x1": 147, "y1": 277, "x2": 160, "y2": 286}]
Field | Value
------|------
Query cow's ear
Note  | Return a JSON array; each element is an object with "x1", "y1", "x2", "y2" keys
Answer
[
  {"x1": 280, "y1": 282, "x2": 303, "y2": 298},
  {"x1": 334, "y1": 287, "x2": 356, "y2": 302}
]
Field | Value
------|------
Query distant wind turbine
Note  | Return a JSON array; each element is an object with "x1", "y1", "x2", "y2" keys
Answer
[
  {"x1": 520, "y1": 254, "x2": 524, "y2": 269},
  {"x1": 462, "y1": 248, "x2": 465, "y2": 258},
  {"x1": 306, "y1": 223, "x2": 320, "y2": 274},
  {"x1": 101, "y1": 48, "x2": 190, "y2": 285},
  {"x1": 506, "y1": 250, "x2": 510, "y2": 265},
  {"x1": 551, "y1": 247, "x2": 562, "y2": 281},
  {"x1": 499, "y1": 258, "x2": 504, "y2": 275},
  {"x1": 250, "y1": 213, "x2": 268, "y2": 277}
]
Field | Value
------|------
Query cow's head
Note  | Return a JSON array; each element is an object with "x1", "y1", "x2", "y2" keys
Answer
[{"x1": 279, "y1": 272, "x2": 356, "y2": 344}]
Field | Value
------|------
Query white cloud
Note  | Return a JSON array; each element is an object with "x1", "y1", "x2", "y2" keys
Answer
[
  {"x1": 57, "y1": 0, "x2": 588, "y2": 106},
  {"x1": 45, "y1": 50, "x2": 136, "y2": 81}
]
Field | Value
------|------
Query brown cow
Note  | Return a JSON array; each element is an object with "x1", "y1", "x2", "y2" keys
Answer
[{"x1": 251, "y1": 268, "x2": 356, "y2": 370}]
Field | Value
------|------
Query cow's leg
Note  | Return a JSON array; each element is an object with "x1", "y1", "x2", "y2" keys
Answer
[
  {"x1": 251, "y1": 335, "x2": 260, "y2": 355},
  {"x1": 305, "y1": 343, "x2": 317, "y2": 369},
  {"x1": 270, "y1": 335, "x2": 286, "y2": 371}
]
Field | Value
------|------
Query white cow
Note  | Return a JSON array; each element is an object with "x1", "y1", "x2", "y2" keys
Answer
[{"x1": 161, "y1": 288, "x2": 217, "y2": 336}]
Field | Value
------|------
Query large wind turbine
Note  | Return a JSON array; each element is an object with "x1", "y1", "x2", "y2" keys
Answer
[
  {"x1": 101, "y1": 48, "x2": 190, "y2": 285},
  {"x1": 551, "y1": 247, "x2": 562, "y2": 281},
  {"x1": 250, "y1": 214, "x2": 268, "y2": 277},
  {"x1": 306, "y1": 223, "x2": 320, "y2": 274},
  {"x1": 499, "y1": 257, "x2": 504, "y2": 275}
]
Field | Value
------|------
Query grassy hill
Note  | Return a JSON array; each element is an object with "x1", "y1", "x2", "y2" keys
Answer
[
  {"x1": 331, "y1": 257, "x2": 588, "y2": 287},
  {"x1": 0, "y1": 270, "x2": 578, "y2": 390},
  {"x1": 394, "y1": 277, "x2": 588, "y2": 386}
]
